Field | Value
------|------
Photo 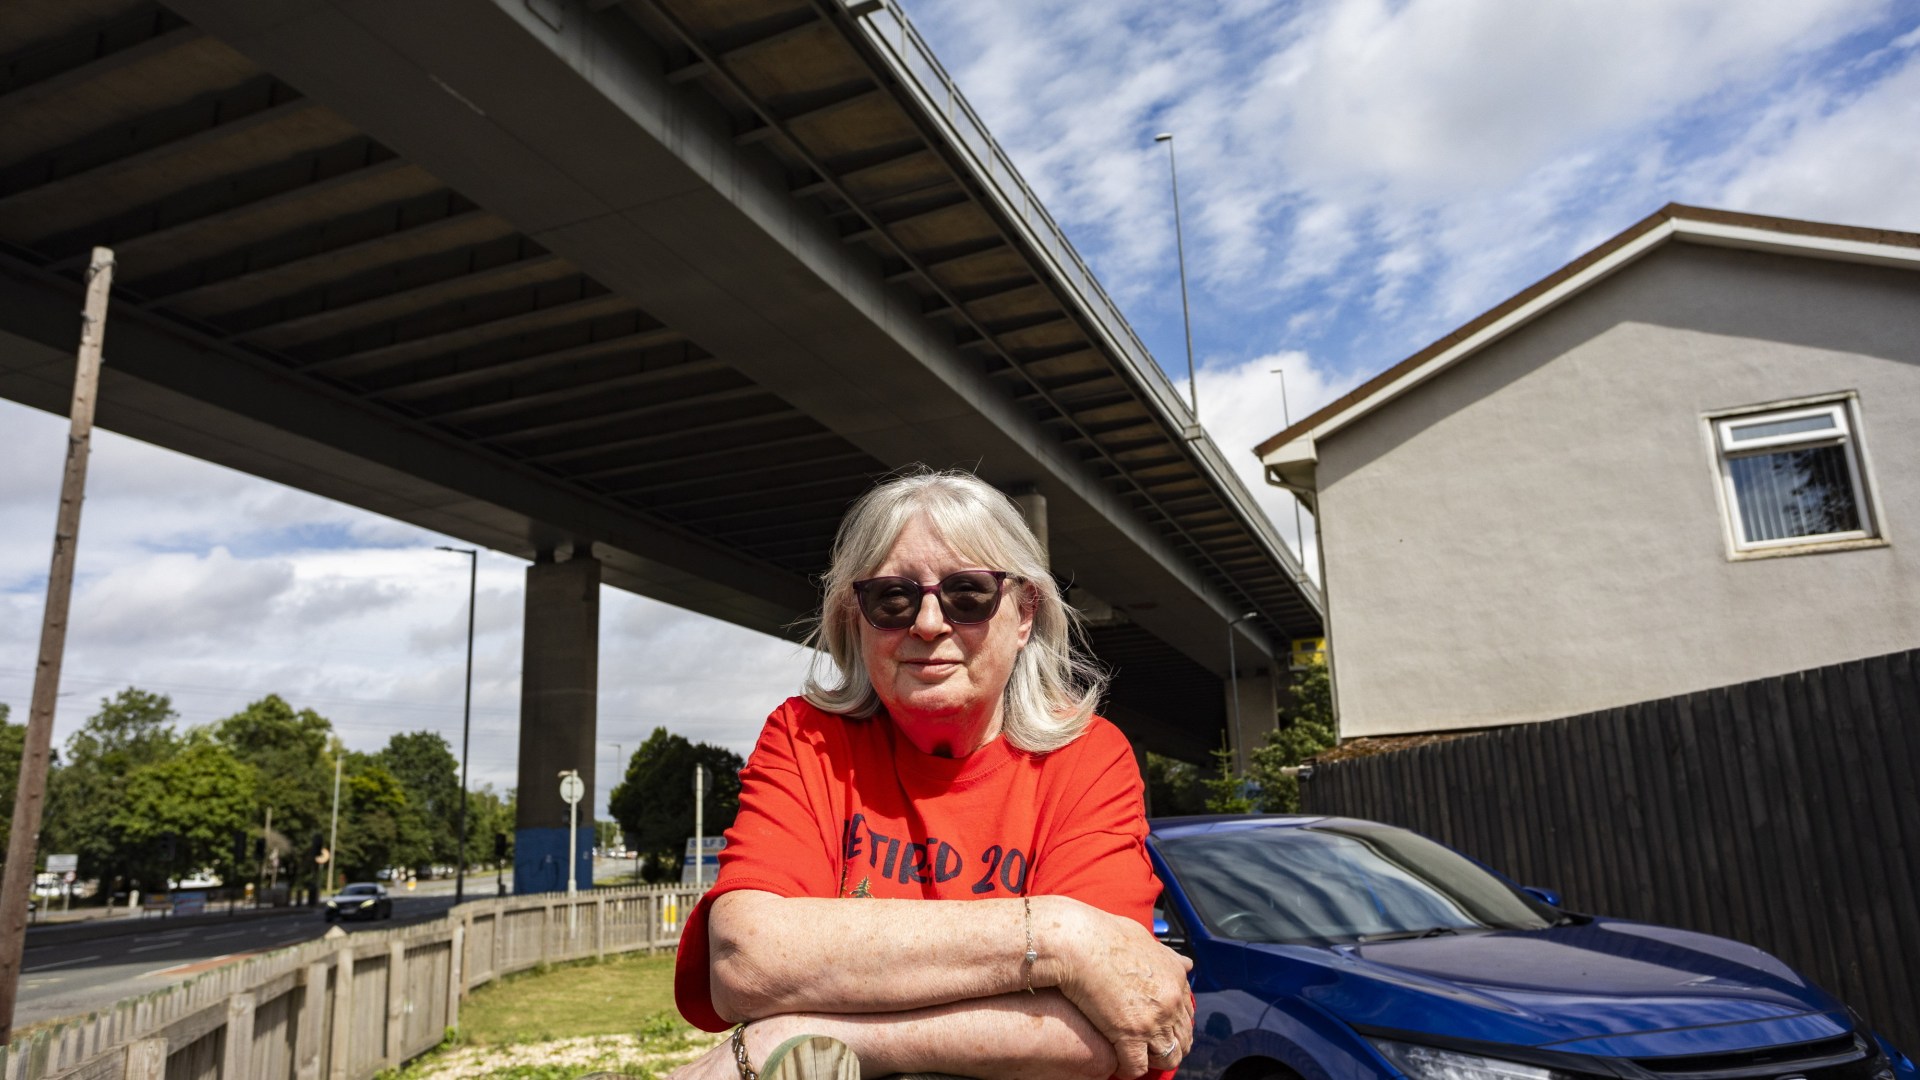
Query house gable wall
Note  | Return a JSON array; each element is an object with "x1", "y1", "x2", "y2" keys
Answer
[{"x1": 1318, "y1": 243, "x2": 1920, "y2": 736}]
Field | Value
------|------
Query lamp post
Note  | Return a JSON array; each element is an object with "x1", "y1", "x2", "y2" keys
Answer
[
  {"x1": 1154, "y1": 132, "x2": 1199, "y2": 419},
  {"x1": 436, "y1": 545, "x2": 478, "y2": 905},
  {"x1": 1227, "y1": 611, "x2": 1259, "y2": 768},
  {"x1": 1270, "y1": 366, "x2": 1308, "y2": 561}
]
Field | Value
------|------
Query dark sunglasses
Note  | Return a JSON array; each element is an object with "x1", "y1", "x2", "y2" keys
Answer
[{"x1": 850, "y1": 570, "x2": 1011, "y2": 631}]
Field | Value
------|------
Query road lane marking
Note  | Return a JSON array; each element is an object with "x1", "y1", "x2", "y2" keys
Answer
[
  {"x1": 204, "y1": 930, "x2": 248, "y2": 940},
  {"x1": 23, "y1": 954, "x2": 100, "y2": 972},
  {"x1": 128, "y1": 941, "x2": 183, "y2": 953},
  {"x1": 144, "y1": 952, "x2": 257, "y2": 978}
]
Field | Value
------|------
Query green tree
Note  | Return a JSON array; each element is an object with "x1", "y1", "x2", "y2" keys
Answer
[
  {"x1": 1203, "y1": 665, "x2": 1337, "y2": 814},
  {"x1": 214, "y1": 695, "x2": 335, "y2": 883},
  {"x1": 607, "y1": 728, "x2": 742, "y2": 883},
  {"x1": 1202, "y1": 739, "x2": 1254, "y2": 814},
  {"x1": 1143, "y1": 751, "x2": 1208, "y2": 817},
  {"x1": 333, "y1": 754, "x2": 429, "y2": 881},
  {"x1": 44, "y1": 688, "x2": 180, "y2": 890},
  {"x1": 375, "y1": 731, "x2": 460, "y2": 868},
  {"x1": 114, "y1": 731, "x2": 257, "y2": 886},
  {"x1": 459, "y1": 784, "x2": 513, "y2": 869},
  {"x1": 1245, "y1": 665, "x2": 1337, "y2": 813},
  {"x1": 0, "y1": 703, "x2": 22, "y2": 865}
]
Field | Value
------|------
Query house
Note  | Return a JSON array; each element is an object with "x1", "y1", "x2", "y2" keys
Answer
[{"x1": 1256, "y1": 205, "x2": 1920, "y2": 738}]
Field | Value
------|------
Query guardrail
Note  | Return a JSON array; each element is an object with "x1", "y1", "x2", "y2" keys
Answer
[
  {"x1": 0, "y1": 884, "x2": 706, "y2": 1080},
  {"x1": 847, "y1": 1, "x2": 1320, "y2": 608}
]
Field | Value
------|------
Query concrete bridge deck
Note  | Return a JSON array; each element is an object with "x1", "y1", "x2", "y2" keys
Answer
[{"x1": 0, "y1": 0, "x2": 1321, "y2": 880}]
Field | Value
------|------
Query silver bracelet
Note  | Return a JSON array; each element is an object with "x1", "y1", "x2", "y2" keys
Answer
[
  {"x1": 732, "y1": 1023, "x2": 758, "y2": 1080},
  {"x1": 1022, "y1": 895, "x2": 1037, "y2": 993}
]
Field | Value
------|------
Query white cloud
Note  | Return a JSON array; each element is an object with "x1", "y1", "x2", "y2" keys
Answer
[
  {"x1": 0, "y1": 400, "x2": 813, "y2": 818},
  {"x1": 900, "y1": 0, "x2": 1917, "y2": 393},
  {"x1": 1191, "y1": 350, "x2": 1361, "y2": 580},
  {"x1": 1715, "y1": 48, "x2": 1920, "y2": 225}
]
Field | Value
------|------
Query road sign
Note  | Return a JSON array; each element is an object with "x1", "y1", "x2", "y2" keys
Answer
[
  {"x1": 559, "y1": 773, "x2": 584, "y2": 805},
  {"x1": 45, "y1": 854, "x2": 77, "y2": 875},
  {"x1": 61, "y1": 871, "x2": 74, "y2": 884}
]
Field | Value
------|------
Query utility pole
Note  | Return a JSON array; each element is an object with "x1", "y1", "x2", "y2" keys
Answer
[
  {"x1": 1154, "y1": 133, "x2": 1199, "y2": 420},
  {"x1": 436, "y1": 547, "x2": 477, "y2": 905},
  {"x1": 0, "y1": 249, "x2": 115, "y2": 1042},
  {"x1": 326, "y1": 755, "x2": 342, "y2": 894},
  {"x1": 693, "y1": 764, "x2": 708, "y2": 888},
  {"x1": 1271, "y1": 366, "x2": 1307, "y2": 561}
]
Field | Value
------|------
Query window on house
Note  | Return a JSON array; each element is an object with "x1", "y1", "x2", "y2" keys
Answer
[{"x1": 1712, "y1": 399, "x2": 1876, "y2": 552}]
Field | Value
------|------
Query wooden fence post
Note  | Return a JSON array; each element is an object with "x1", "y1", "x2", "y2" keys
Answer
[
  {"x1": 594, "y1": 896, "x2": 606, "y2": 961},
  {"x1": 385, "y1": 942, "x2": 406, "y2": 1066},
  {"x1": 294, "y1": 962, "x2": 327, "y2": 1080},
  {"x1": 123, "y1": 1037, "x2": 167, "y2": 1080},
  {"x1": 219, "y1": 992, "x2": 254, "y2": 1079},
  {"x1": 446, "y1": 923, "x2": 465, "y2": 1035},
  {"x1": 327, "y1": 951, "x2": 354, "y2": 1080}
]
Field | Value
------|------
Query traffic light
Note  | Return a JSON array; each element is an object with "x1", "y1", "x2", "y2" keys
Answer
[
  {"x1": 308, "y1": 834, "x2": 325, "y2": 863},
  {"x1": 254, "y1": 836, "x2": 266, "y2": 862},
  {"x1": 493, "y1": 833, "x2": 508, "y2": 863},
  {"x1": 231, "y1": 831, "x2": 247, "y2": 869}
]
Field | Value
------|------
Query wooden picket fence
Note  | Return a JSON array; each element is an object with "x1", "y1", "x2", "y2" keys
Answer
[{"x1": 0, "y1": 885, "x2": 705, "y2": 1080}]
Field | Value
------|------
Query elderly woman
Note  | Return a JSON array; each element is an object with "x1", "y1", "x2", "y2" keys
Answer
[{"x1": 672, "y1": 470, "x2": 1192, "y2": 1080}]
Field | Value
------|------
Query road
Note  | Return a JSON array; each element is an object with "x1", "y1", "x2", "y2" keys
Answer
[
  {"x1": 16, "y1": 894, "x2": 458, "y2": 1029},
  {"x1": 16, "y1": 859, "x2": 630, "y2": 1030}
]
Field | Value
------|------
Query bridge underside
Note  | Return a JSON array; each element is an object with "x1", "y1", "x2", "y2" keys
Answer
[{"x1": 0, "y1": 0, "x2": 1319, "y2": 810}]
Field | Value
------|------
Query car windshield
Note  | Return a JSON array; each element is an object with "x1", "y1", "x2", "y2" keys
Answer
[
  {"x1": 339, "y1": 884, "x2": 378, "y2": 896},
  {"x1": 1156, "y1": 823, "x2": 1555, "y2": 945}
]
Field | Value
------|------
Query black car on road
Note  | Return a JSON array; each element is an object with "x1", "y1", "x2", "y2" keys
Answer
[{"x1": 323, "y1": 882, "x2": 392, "y2": 922}]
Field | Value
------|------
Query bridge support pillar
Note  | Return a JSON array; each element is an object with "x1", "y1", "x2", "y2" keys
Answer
[
  {"x1": 515, "y1": 553, "x2": 600, "y2": 895},
  {"x1": 1010, "y1": 489, "x2": 1048, "y2": 556},
  {"x1": 1226, "y1": 670, "x2": 1277, "y2": 772}
]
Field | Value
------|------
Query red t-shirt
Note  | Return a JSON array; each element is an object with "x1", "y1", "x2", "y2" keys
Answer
[{"x1": 674, "y1": 696, "x2": 1163, "y2": 1032}]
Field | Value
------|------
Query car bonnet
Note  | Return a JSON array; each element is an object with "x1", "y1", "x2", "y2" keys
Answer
[{"x1": 1240, "y1": 920, "x2": 1849, "y2": 1050}]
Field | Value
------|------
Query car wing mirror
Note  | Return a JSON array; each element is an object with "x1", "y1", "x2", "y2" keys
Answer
[
  {"x1": 1521, "y1": 886, "x2": 1562, "y2": 908},
  {"x1": 1153, "y1": 917, "x2": 1191, "y2": 954}
]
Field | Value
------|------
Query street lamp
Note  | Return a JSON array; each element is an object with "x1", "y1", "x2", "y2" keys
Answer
[
  {"x1": 1154, "y1": 132, "x2": 1199, "y2": 419},
  {"x1": 1227, "y1": 611, "x2": 1259, "y2": 767},
  {"x1": 436, "y1": 545, "x2": 478, "y2": 905}
]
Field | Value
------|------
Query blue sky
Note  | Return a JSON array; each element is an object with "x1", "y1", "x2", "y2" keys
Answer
[{"x1": 2, "y1": 0, "x2": 1917, "y2": 811}]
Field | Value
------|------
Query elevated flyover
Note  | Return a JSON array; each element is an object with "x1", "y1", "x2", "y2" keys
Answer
[{"x1": 0, "y1": 0, "x2": 1320, "y2": 880}]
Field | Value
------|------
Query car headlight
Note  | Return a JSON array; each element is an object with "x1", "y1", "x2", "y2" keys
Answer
[
  {"x1": 1369, "y1": 1040, "x2": 1579, "y2": 1080},
  {"x1": 358, "y1": 899, "x2": 374, "y2": 907},
  {"x1": 325, "y1": 900, "x2": 337, "y2": 908}
]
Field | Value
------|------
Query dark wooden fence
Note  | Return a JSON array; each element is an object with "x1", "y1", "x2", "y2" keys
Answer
[{"x1": 1300, "y1": 648, "x2": 1920, "y2": 1053}]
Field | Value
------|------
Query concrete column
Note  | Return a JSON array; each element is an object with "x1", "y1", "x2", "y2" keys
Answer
[
  {"x1": 515, "y1": 554, "x2": 600, "y2": 895},
  {"x1": 1225, "y1": 669, "x2": 1278, "y2": 772},
  {"x1": 1009, "y1": 489, "x2": 1048, "y2": 557}
]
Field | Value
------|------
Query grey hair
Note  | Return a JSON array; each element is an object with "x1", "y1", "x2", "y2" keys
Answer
[{"x1": 801, "y1": 468, "x2": 1107, "y2": 753}]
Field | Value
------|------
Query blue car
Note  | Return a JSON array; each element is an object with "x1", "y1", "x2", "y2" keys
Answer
[{"x1": 1148, "y1": 816, "x2": 1914, "y2": 1080}]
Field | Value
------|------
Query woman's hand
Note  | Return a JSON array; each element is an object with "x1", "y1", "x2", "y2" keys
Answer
[{"x1": 1037, "y1": 896, "x2": 1194, "y2": 1079}]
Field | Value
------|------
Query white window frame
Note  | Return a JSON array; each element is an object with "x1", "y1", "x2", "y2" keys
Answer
[{"x1": 1707, "y1": 395, "x2": 1879, "y2": 555}]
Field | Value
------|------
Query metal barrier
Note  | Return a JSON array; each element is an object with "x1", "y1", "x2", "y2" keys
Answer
[
  {"x1": 846, "y1": 1, "x2": 1317, "y2": 602},
  {"x1": 0, "y1": 884, "x2": 704, "y2": 1080}
]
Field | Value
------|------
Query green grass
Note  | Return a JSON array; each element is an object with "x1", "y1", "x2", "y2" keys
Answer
[
  {"x1": 456, "y1": 951, "x2": 679, "y2": 1045},
  {"x1": 379, "y1": 952, "x2": 717, "y2": 1079}
]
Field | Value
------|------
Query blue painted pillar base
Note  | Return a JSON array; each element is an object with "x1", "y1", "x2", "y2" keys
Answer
[{"x1": 514, "y1": 827, "x2": 594, "y2": 896}]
